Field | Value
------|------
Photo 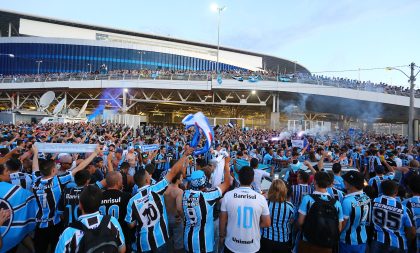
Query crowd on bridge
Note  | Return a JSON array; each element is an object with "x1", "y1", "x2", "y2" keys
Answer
[
  {"x1": 0, "y1": 121, "x2": 419, "y2": 253},
  {"x1": 1, "y1": 67, "x2": 419, "y2": 98}
]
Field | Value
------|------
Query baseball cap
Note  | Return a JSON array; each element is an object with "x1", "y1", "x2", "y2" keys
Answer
[
  {"x1": 343, "y1": 171, "x2": 365, "y2": 190},
  {"x1": 115, "y1": 148, "x2": 123, "y2": 154},
  {"x1": 189, "y1": 170, "x2": 207, "y2": 190}
]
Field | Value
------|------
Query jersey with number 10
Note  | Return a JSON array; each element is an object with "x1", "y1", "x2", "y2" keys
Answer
[
  {"x1": 125, "y1": 178, "x2": 169, "y2": 252},
  {"x1": 182, "y1": 187, "x2": 222, "y2": 253},
  {"x1": 220, "y1": 186, "x2": 270, "y2": 253},
  {"x1": 58, "y1": 186, "x2": 83, "y2": 226}
]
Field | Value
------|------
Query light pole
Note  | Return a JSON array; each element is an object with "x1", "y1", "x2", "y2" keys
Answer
[
  {"x1": 211, "y1": 3, "x2": 226, "y2": 74},
  {"x1": 36, "y1": 60, "x2": 43, "y2": 75},
  {"x1": 387, "y1": 63, "x2": 420, "y2": 145},
  {"x1": 138, "y1": 51, "x2": 146, "y2": 70}
]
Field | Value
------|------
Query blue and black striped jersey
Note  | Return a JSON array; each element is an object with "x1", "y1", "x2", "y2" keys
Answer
[
  {"x1": 403, "y1": 196, "x2": 420, "y2": 253},
  {"x1": 182, "y1": 187, "x2": 222, "y2": 253},
  {"x1": 125, "y1": 178, "x2": 170, "y2": 252},
  {"x1": 372, "y1": 195, "x2": 412, "y2": 250},
  {"x1": 291, "y1": 184, "x2": 313, "y2": 212},
  {"x1": 261, "y1": 201, "x2": 295, "y2": 242},
  {"x1": 0, "y1": 182, "x2": 37, "y2": 252},
  {"x1": 32, "y1": 171, "x2": 74, "y2": 228},
  {"x1": 340, "y1": 191, "x2": 371, "y2": 245},
  {"x1": 9, "y1": 172, "x2": 32, "y2": 191}
]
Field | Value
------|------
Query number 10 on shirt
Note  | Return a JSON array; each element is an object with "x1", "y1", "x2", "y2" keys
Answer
[{"x1": 237, "y1": 206, "x2": 253, "y2": 229}]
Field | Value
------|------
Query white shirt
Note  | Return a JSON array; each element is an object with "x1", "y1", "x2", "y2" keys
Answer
[
  {"x1": 251, "y1": 169, "x2": 270, "y2": 193},
  {"x1": 394, "y1": 157, "x2": 402, "y2": 167},
  {"x1": 210, "y1": 153, "x2": 225, "y2": 188},
  {"x1": 221, "y1": 186, "x2": 270, "y2": 253}
]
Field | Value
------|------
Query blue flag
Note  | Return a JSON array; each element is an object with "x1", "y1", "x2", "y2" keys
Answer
[{"x1": 0, "y1": 182, "x2": 37, "y2": 252}]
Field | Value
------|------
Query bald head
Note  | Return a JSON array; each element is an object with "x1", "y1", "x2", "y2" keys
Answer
[
  {"x1": 59, "y1": 155, "x2": 72, "y2": 164},
  {"x1": 106, "y1": 171, "x2": 122, "y2": 189}
]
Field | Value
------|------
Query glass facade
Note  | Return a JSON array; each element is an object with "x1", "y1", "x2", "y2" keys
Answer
[{"x1": 0, "y1": 43, "x2": 246, "y2": 75}]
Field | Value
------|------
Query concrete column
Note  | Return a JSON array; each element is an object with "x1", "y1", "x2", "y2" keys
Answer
[
  {"x1": 8, "y1": 22, "x2": 11, "y2": 37},
  {"x1": 16, "y1": 93, "x2": 20, "y2": 110},
  {"x1": 277, "y1": 94, "x2": 280, "y2": 113},
  {"x1": 414, "y1": 119, "x2": 419, "y2": 141},
  {"x1": 270, "y1": 112, "x2": 280, "y2": 130},
  {"x1": 272, "y1": 94, "x2": 276, "y2": 113}
]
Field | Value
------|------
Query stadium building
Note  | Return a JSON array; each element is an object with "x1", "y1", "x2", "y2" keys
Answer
[
  {"x1": 0, "y1": 9, "x2": 417, "y2": 135},
  {"x1": 0, "y1": 9, "x2": 309, "y2": 75}
]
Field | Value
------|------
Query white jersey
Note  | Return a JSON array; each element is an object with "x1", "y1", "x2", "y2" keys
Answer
[
  {"x1": 251, "y1": 169, "x2": 270, "y2": 193},
  {"x1": 221, "y1": 186, "x2": 270, "y2": 253}
]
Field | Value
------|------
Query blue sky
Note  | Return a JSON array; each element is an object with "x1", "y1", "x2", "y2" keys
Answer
[{"x1": 1, "y1": 0, "x2": 419, "y2": 87}]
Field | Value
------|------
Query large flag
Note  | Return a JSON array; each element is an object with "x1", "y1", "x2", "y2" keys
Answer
[{"x1": 0, "y1": 182, "x2": 37, "y2": 253}]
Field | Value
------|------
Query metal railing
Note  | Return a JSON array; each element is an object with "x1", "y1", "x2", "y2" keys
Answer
[{"x1": 0, "y1": 72, "x2": 417, "y2": 97}]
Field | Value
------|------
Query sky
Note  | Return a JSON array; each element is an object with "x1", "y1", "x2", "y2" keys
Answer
[{"x1": 1, "y1": 0, "x2": 420, "y2": 87}]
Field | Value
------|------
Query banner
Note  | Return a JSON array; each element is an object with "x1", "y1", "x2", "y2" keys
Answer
[
  {"x1": 140, "y1": 144, "x2": 160, "y2": 153},
  {"x1": 35, "y1": 143, "x2": 98, "y2": 153},
  {"x1": 291, "y1": 140, "x2": 304, "y2": 148}
]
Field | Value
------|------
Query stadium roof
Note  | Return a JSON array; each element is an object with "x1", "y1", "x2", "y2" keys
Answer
[{"x1": 0, "y1": 9, "x2": 310, "y2": 74}]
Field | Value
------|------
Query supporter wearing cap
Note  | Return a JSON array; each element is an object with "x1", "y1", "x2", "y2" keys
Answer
[
  {"x1": 87, "y1": 157, "x2": 104, "y2": 184},
  {"x1": 339, "y1": 171, "x2": 370, "y2": 253},
  {"x1": 368, "y1": 164, "x2": 394, "y2": 197}
]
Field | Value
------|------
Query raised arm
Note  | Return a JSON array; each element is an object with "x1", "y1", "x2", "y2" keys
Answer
[
  {"x1": 31, "y1": 145, "x2": 39, "y2": 173},
  {"x1": 0, "y1": 148, "x2": 21, "y2": 165},
  {"x1": 107, "y1": 151, "x2": 115, "y2": 172},
  {"x1": 218, "y1": 157, "x2": 232, "y2": 193},
  {"x1": 304, "y1": 160, "x2": 317, "y2": 174},
  {"x1": 165, "y1": 147, "x2": 193, "y2": 182},
  {"x1": 71, "y1": 145, "x2": 100, "y2": 176}
]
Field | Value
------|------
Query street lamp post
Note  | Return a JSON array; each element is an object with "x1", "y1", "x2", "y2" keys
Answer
[
  {"x1": 387, "y1": 63, "x2": 420, "y2": 145},
  {"x1": 211, "y1": 4, "x2": 226, "y2": 74},
  {"x1": 36, "y1": 60, "x2": 43, "y2": 75}
]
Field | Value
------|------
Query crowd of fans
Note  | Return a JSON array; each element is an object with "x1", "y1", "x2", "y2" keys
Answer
[
  {"x1": 1, "y1": 68, "x2": 419, "y2": 97},
  {"x1": 0, "y1": 121, "x2": 418, "y2": 253}
]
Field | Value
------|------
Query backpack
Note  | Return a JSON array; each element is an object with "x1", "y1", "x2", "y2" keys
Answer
[
  {"x1": 302, "y1": 194, "x2": 339, "y2": 248},
  {"x1": 288, "y1": 170, "x2": 298, "y2": 185},
  {"x1": 71, "y1": 215, "x2": 119, "y2": 253}
]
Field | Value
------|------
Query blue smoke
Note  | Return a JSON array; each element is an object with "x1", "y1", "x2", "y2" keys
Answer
[{"x1": 87, "y1": 89, "x2": 122, "y2": 121}]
